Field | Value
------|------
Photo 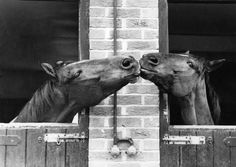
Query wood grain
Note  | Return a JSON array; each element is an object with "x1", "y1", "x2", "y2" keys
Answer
[
  {"x1": 46, "y1": 128, "x2": 66, "y2": 167},
  {"x1": 160, "y1": 130, "x2": 180, "y2": 167},
  {"x1": 179, "y1": 130, "x2": 197, "y2": 167},
  {"x1": 6, "y1": 129, "x2": 26, "y2": 167},
  {"x1": 26, "y1": 128, "x2": 46, "y2": 167},
  {"x1": 230, "y1": 131, "x2": 236, "y2": 166},
  {"x1": 196, "y1": 130, "x2": 214, "y2": 167},
  {"x1": 66, "y1": 127, "x2": 81, "y2": 167},
  {"x1": 214, "y1": 130, "x2": 230, "y2": 167},
  {"x1": 0, "y1": 129, "x2": 6, "y2": 167}
]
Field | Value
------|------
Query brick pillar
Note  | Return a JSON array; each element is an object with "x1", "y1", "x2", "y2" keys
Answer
[{"x1": 89, "y1": 0, "x2": 160, "y2": 167}]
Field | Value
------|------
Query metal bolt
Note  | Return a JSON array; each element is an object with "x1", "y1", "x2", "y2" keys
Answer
[
  {"x1": 207, "y1": 136, "x2": 213, "y2": 144},
  {"x1": 110, "y1": 145, "x2": 120, "y2": 158},
  {"x1": 38, "y1": 136, "x2": 43, "y2": 143},
  {"x1": 57, "y1": 139, "x2": 61, "y2": 146},
  {"x1": 81, "y1": 132, "x2": 85, "y2": 138},
  {"x1": 126, "y1": 145, "x2": 137, "y2": 156}
]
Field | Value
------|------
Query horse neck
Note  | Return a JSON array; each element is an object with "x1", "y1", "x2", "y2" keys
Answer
[
  {"x1": 205, "y1": 74, "x2": 221, "y2": 124},
  {"x1": 15, "y1": 81, "x2": 69, "y2": 122},
  {"x1": 178, "y1": 76, "x2": 214, "y2": 125}
]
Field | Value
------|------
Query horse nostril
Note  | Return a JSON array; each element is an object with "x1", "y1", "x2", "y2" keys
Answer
[
  {"x1": 121, "y1": 58, "x2": 133, "y2": 69},
  {"x1": 148, "y1": 56, "x2": 159, "y2": 65}
]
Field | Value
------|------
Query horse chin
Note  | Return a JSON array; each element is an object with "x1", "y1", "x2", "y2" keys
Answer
[
  {"x1": 140, "y1": 68, "x2": 156, "y2": 81},
  {"x1": 101, "y1": 79, "x2": 128, "y2": 94},
  {"x1": 126, "y1": 74, "x2": 140, "y2": 84},
  {"x1": 129, "y1": 77, "x2": 139, "y2": 84}
]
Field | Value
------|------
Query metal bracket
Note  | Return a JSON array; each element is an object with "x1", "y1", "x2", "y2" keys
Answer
[
  {"x1": 163, "y1": 134, "x2": 206, "y2": 145},
  {"x1": 43, "y1": 132, "x2": 88, "y2": 145},
  {"x1": 0, "y1": 135, "x2": 21, "y2": 146},
  {"x1": 224, "y1": 137, "x2": 236, "y2": 147}
]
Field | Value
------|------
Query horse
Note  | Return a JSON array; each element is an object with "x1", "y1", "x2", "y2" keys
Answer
[
  {"x1": 139, "y1": 52, "x2": 225, "y2": 125},
  {"x1": 11, "y1": 56, "x2": 140, "y2": 123}
]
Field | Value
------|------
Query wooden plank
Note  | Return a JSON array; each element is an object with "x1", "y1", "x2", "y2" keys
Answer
[
  {"x1": 160, "y1": 130, "x2": 180, "y2": 167},
  {"x1": 79, "y1": 0, "x2": 89, "y2": 60},
  {"x1": 230, "y1": 131, "x2": 236, "y2": 166},
  {"x1": 76, "y1": 109, "x2": 89, "y2": 167},
  {"x1": 159, "y1": 0, "x2": 169, "y2": 53},
  {"x1": 26, "y1": 128, "x2": 46, "y2": 167},
  {"x1": 159, "y1": 1, "x2": 170, "y2": 166},
  {"x1": 0, "y1": 123, "x2": 79, "y2": 129},
  {"x1": 0, "y1": 129, "x2": 6, "y2": 167},
  {"x1": 214, "y1": 130, "x2": 230, "y2": 167},
  {"x1": 65, "y1": 127, "x2": 82, "y2": 167},
  {"x1": 196, "y1": 130, "x2": 213, "y2": 167},
  {"x1": 171, "y1": 126, "x2": 236, "y2": 130},
  {"x1": 6, "y1": 129, "x2": 26, "y2": 167},
  {"x1": 179, "y1": 130, "x2": 197, "y2": 167},
  {"x1": 159, "y1": 92, "x2": 169, "y2": 139},
  {"x1": 46, "y1": 128, "x2": 66, "y2": 167}
]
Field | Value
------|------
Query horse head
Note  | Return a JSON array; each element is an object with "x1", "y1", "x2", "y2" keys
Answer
[
  {"x1": 140, "y1": 52, "x2": 225, "y2": 125},
  {"x1": 139, "y1": 52, "x2": 225, "y2": 97},
  {"x1": 41, "y1": 56, "x2": 140, "y2": 108}
]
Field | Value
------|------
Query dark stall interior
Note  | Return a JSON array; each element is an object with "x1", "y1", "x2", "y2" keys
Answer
[
  {"x1": 0, "y1": 0, "x2": 78, "y2": 122},
  {"x1": 168, "y1": 0, "x2": 236, "y2": 125}
]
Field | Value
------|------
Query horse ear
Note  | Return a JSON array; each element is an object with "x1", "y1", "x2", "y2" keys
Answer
[
  {"x1": 41, "y1": 63, "x2": 56, "y2": 77},
  {"x1": 206, "y1": 59, "x2": 226, "y2": 72},
  {"x1": 185, "y1": 50, "x2": 190, "y2": 54}
]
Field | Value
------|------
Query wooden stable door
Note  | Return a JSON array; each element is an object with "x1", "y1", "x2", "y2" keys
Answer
[
  {"x1": 0, "y1": 123, "x2": 88, "y2": 167},
  {"x1": 160, "y1": 126, "x2": 236, "y2": 167}
]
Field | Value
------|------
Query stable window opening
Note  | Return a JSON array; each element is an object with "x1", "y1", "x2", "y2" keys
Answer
[
  {"x1": 168, "y1": 0, "x2": 236, "y2": 125},
  {"x1": 0, "y1": 0, "x2": 89, "y2": 123}
]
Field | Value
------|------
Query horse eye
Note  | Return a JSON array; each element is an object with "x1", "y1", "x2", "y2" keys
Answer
[
  {"x1": 149, "y1": 56, "x2": 159, "y2": 65},
  {"x1": 74, "y1": 70, "x2": 82, "y2": 77},
  {"x1": 187, "y1": 61, "x2": 194, "y2": 68},
  {"x1": 121, "y1": 58, "x2": 132, "y2": 69}
]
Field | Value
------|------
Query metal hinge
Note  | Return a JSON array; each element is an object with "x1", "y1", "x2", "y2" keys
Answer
[
  {"x1": 42, "y1": 132, "x2": 88, "y2": 145},
  {"x1": 163, "y1": 134, "x2": 206, "y2": 145}
]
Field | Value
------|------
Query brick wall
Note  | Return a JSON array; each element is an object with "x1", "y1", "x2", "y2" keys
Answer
[{"x1": 89, "y1": 0, "x2": 159, "y2": 167}]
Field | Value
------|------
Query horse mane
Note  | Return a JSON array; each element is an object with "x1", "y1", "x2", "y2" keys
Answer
[
  {"x1": 16, "y1": 80, "x2": 63, "y2": 122},
  {"x1": 193, "y1": 54, "x2": 221, "y2": 124},
  {"x1": 205, "y1": 73, "x2": 221, "y2": 124}
]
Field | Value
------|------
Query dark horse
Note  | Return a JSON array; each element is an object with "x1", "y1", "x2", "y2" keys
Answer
[
  {"x1": 140, "y1": 52, "x2": 225, "y2": 125},
  {"x1": 11, "y1": 56, "x2": 140, "y2": 122}
]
